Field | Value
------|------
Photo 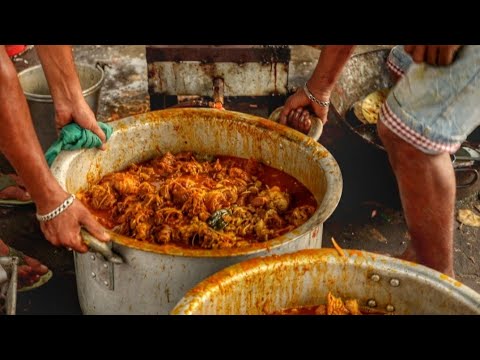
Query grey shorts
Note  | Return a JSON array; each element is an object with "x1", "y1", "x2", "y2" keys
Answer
[{"x1": 380, "y1": 45, "x2": 480, "y2": 154}]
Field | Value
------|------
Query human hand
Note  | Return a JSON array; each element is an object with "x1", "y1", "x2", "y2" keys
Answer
[
  {"x1": 55, "y1": 98, "x2": 107, "y2": 150},
  {"x1": 279, "y1": 87, "x2": 330, "y2": 134},
  {"x1": 39, "y1": 198, "x2": 110, "y2": 253},
  {"x1": 404, "y1": 45, "x2": 462, "y2": 66}
]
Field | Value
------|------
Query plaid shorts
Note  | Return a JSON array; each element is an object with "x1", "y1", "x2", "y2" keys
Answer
[{"x1": 380, "y1": 45, "x2": 480, "y2": 154}]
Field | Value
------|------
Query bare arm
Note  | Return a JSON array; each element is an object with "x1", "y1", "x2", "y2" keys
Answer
[
  {"x1": 306, "y1": 45, "x2": 356, "y2": 98},
  {"x1": 280, "y1": 45, "x2": 356, "y2": 130},
  {"x1": 0, "y1": 46, "x2": 109, "y2": 252},
  {"x1": 35, "y1": 45, "x2": 106, "y2": 147}
]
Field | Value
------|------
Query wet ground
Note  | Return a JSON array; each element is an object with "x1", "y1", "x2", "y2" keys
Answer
[{"x1": 1, "y1": 45, "x2": 479, "y2": 314}]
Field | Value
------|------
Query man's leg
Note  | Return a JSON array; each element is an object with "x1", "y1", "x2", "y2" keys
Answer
[
  {"x1": 378, "y1": 121, "x2": 455, "y2": 276},
  {"x1": 378, "y1": 45, "x2": 480, "y2": 277}
]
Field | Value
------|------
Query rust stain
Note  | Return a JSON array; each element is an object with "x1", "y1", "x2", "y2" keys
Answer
[
  {"x1": 170, "y1": 249, "x2": 364, "y2": 314},
  {"x1": 439, "y1": 273, "x2": 462, "y2": 287}
]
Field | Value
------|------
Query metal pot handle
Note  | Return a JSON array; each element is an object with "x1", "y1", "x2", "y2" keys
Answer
[
  {"x1": 0, "y1": 256, "x2": 18, "y2": 315},
  {"x1": 269, "y1": 106, "x2": 324, "y2": 141},
  {"x1": 455, "y1": 168, "x2": 479, "y2": 189},
  {"x1": 307, "y1": 115, "x2": 324, "y2": 142},
  {"x1": 80, "y1": 229, "x2": 124, "y2": 264}
]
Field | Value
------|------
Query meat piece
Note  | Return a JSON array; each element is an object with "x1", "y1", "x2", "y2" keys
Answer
[
  {"x1": 266, "y1": 188, "x2": 289, "y2": 213},
  {"x1": 110, "y1": 173, "x2": 140, "y2": 195},
  {"x1": 264, "y1": 209, "x2": 285, "y2": 228},
  {"x1": 204, "y1": 190, "x2": 228, "y2": 213},
  {"x1": 228, "y1": 167, "x2": 251, "y2": 182},
  {"x1": 154, "y1": 225, "x2": 173, "y2": 244},
  {"x1": 255, "y1": 219, "x2": 272, "y2": 241},
  {"x1": 326, "y1": 292, "x2": 350, "y2": 315},
  {"x1": 345, "y1": 299, "x2": 362, "y2": 315},
  {"x1": 155, "y1": 207, "x2": 183, "y2": 225},
  {"x1": 138, "y1": 182, "x2": 155, "y2": 195},
  {"x1": 251, "y1": 196, "x2": 268, "y2": 207},
  {"x1": 287, "y1": 205, "x2": 316, "y2": 227},
  {"x1": 152, "y1": 152, "x2": 177, "y2": 174},
  {"x1": 134, "y1": 222, "x2": 152, "y2": 241},
  {"x1": 89, "y1": 184, "x2": 117, "y2": 210},
  {"x1": 213, "y1": 159, "x2": 222, "y2": 172},
  {"x1": 171, "y1": 183, "x2": 191, "y2": 206},
  {"x1": 175, "y1": 152, "x2": 194, "y2": 161}
]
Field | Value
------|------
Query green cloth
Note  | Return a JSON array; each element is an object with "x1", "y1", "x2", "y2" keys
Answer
[{"x1": 45, "y1": 122, "x2": 113, "y2": 166}]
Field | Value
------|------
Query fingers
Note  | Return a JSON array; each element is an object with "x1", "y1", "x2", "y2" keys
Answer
[
  {"x1": 0, "y1": 186, "x2": 31, "y2": 201},
  {"x1": 279, "y1": 104, "x2": 292, "y2": 125},
  {"x1": 404, "y1": 45, "x2": 414, "y2": 54},
  {"x1": 89, "y1": 121, "x2": 107, "y2": 148},
  {"x1": 39, "y1": 206, "x2": 90, "y2": 253},
  {"x1": 17, "y1": 266, "x2": 32, "y2": 279},
  {"x1": 80, "y1": 209, "x2": 111, "y2": 243},
  {"x1": 438, "y1": 45, "x2": 459, "y2": 66},
  {"x1": 17, "y1": 266, "x2": 38, "y2": 286},
  {"x1": 72, "y1": 231, "x2": 89, "y2": 253},
  {"x1": 287, "y1": 109, "x2": 312, "y2": 134},
  {"x1": 280, "y1": 88, "x2": 311, "y2": 125},
  {"x1": 22, "y1": 255, "x2": 49, "y2": 274},
  {"x1": 299, "y1": 110, "x2": 312, "y2": 134},
  {"x1": 76, "y1": 210, "x2": 111, "y2": 256},
  {"x1": 411, "y1": 46, "x2": 427, "y2": 64},
  {"x1": 56, "y1": 102, "x2": 107, "y2": 149},
  {"x1": 288, "y1": 108, "x2": 303, "y2": 126},
  {"x1": 406, "y1": 45, "x2": 460, "y2": 66},
  {"x1": 310, "y1": 104, "x2": 328, "y2": 124},
  {"x1": 427, "y1": 46, "x2": 439, "y2": 66}
]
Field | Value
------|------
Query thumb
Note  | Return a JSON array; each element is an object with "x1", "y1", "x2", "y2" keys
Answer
[
  {"x1": 87, "y1": 122, "x2": 107, "y2": 150},
  {"x1": 280, "y1": 96, "x2": 300, "y2": 125},
  {"x1": 90, "y1": 122, "x2": 107, "y2": 144},
  {"x1": 279, "y1": 105, "x2": 291, "y2": 125},
  {"x1": 81, "y1": 211, "x2": 111, "y2": 243}
]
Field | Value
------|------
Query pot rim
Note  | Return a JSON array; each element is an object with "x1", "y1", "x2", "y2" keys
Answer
[
  {"x1": 18, "y1": 63, "x2": 105, "y2": 103},
  {"x1": 52, "y1": 108, "x2": 343, "y2": 258}
]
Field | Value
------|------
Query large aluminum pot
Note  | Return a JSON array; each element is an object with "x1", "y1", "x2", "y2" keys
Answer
[
  {"x1": 51, "y1": 108, "x2": 342, "y2": 314},
  {"x1": 172, "y1": 249, "x2": 480, "y2": 315}
]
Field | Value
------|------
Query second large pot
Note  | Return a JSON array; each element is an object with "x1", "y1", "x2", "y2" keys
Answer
[
  {"x1": 172, "y1": 249, "x2": 480, "y2": 315},
  {"x1": 51, "y1": 108, "x2": 342, "y2": 314},
  {"x1": 18, "y1": 63, "x2": 105, "y2": 152}
]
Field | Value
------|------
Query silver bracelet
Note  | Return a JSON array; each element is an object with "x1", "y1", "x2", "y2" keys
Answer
[
  {"x1": 36, "y1": 194, "x2": 76, "y2": 222},
  {"x1": 303, "y1": 83, "x2": 330, "y2": 107}
]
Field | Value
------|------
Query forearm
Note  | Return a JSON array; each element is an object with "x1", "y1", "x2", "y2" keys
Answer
[
  {"x1": 0, "y1": 47, "x2": 67, "y2": 212},
  {"x1": 36, "y1": 45, "x2": 83, "y2": 105},
  {"x1": 307, "y1": 45, "x2": 356, "y2": 96}
]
